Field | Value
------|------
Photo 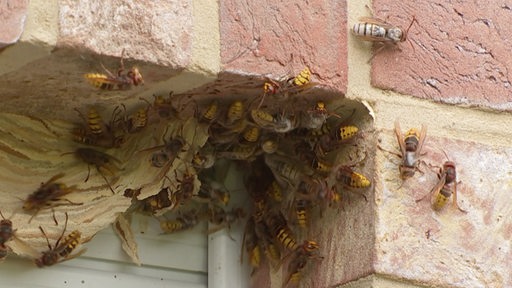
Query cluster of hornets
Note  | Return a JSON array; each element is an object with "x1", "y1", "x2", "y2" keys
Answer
[
  {"x1": 0, "y1": 53, "x2": 371, "y2": 288},
  {"x1": 0, "y1": 9, "x2": 468, "y2": 288}
]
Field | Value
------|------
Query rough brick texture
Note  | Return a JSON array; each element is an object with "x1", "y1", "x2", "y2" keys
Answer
[
  {"x1": 0, "y1": 0, "x2": 29, "y2": 48},
  {"x1": 220, "y1": 0, "x2": 348, "y2": 93},
  {"x1": 370, "y1": 1, "x2": 512, "y2": 110},
  {"x1": 59, "y1": 0, "x2": 192, "y2": 67},
  {"x1": 376, "y1": 129, "x2": 512, "y2": 287}
]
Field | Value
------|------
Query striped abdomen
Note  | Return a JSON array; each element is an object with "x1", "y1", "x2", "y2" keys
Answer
[
  {"x1": 202, "y1": 100, "x2": 219, "y2": 122},
  {"x1": 160, "y1": 219, "x2": 184, "y2": 233},
  {"x1": 227, "y1": 100, "x2": 244, "y2": 124},
  {"x1": 295, "y1": 199, "x2": 309, "y2": 228},
  {"x1": 312, "y1": 157, "x2": 332, "y2": 174},
  {"x1": 84, "y1": 73, "x2": 116, "y2": 90},
  {"x1": 127, "y1": 108, "x2": 148, "y2": 132},
  {"x1": 276, "y1": 227, "x2": 298, "y2": 251},
  {"x1": 337, "y1": 125, "x2": 359, "y2": 141},
  {"x1": 292, "y1": 67, "x2": 311, "y2": 86},
  {"x1": 87, "y1": 108, "x2": 103, "y2": 135},
  {"x1": 352, "y1": 22, "x2": 387, "y2": 39},
  {"x1": 432, "y1": 184, "x2": 453, "y2": 211},
  {"x1": 57, "y1": 230, "x2": 81, "y2": 258},
  {"x1": 266, "y1": 212, "x2": 298, "y2": 251},
  {"x1": 337, "y1": 167, "x2": 371, "y2": 188}
]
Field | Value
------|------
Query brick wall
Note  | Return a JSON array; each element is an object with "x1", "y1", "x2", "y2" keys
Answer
[{"x1": 1, "y1": 0, "x2": 511, "y2": 287}]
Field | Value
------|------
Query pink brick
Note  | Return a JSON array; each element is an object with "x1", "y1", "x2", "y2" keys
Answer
[
  {"x1": 0, "y1": 0, "x2": 29, "y2": 48},
  {"x1": 369, "y1": 1, "x2": 512, "y2": 110},
  {"x1": 376, "y1": 129, "x2": 512, "y2": 287},
  {"x1": 220, "y1": 0, "x2": 347, "y2": 93}
]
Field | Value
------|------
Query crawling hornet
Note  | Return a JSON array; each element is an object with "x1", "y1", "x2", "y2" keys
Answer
[
  {"x1": 417, "y1": 160, "x2": 466, "y2": 213},
  {"x1": 394, "y1": 120, "x2": 427, "y2": 179},
  {"x1": 352, "y1": 13, "x2": 417, "y2": 60},
  {"x1": 84, "y1": 50, "x2": 143, "y2": 90},
  {"x1": 352, "y1": 16, "x2": 416, "y2": 44},
  {"x1": 35, "y1": 213, "x2": 86, "y2": 267}
]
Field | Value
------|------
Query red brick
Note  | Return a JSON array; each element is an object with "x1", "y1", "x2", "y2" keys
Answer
[
  {"x1": 0, "y1": 0, "x2": 29, "y2": 48},
  {"x1": 376, "y1": 129, "x2": 512, "y2": 287},
  {"x1": 220, "y1": 0, "x2": 347, "y2": 93},
  {"x1": 369, "y1": 1, "x2": 512, "y2": 110}
]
